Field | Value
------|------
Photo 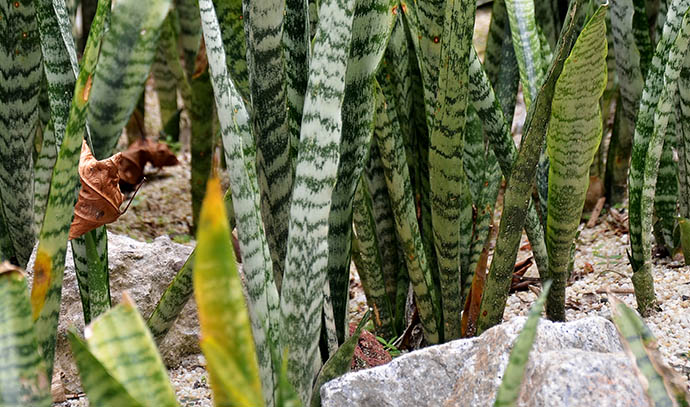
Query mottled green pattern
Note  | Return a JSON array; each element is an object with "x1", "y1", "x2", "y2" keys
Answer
[
  {"x1": 678, "y1": 44, "x2": 690, "y2": 218},
  {"x1": 325, "y1": 0, "x2": 396, "y2": 343},
  {"x1": 546, "y1": 6, "x2": 608, "y2": 321},
  {"x1": 352, "y1": 177, "x2": 394, "y2": 339},
  {"x1": 199, "y1": 1, "x2": 280, "y2": 403},
  {"x1": 374, "y1": 80, "x2": 440, "y2": 343},
  {"x1": 279, "y1": 0, "x2": 356, "y2": 400},
  {"x1": 244, "y1": 0, "x2": 292, "y2": 290},
  {"x1": 33, "y1": 119, "x2": 57, "y2": 234},
  {"x1": 175, "y1": 0, "x2": 201, "y2": 76},
  {"x1": 31, "y1": 0, "x2": 111, "y2": 381},
  {"x1": 0, "y1": 267, "x2": 51, "y2": 406},
  {"x1": 71, "y1": 227, "x2": 110, "y2": 324},
  {"x1": 611, "y1": 296, "x2": 690, "y2": 406},
  {"x1": 494, "y1": 281, "x2": 551, "y2": 407},
  {"x1": 363, "y1": 142, "x2": 401, "y2": 314},
  {"x1": 78, "y1": 299, "x2": 179, "y2": 406},
  {"x1": 608, "y1": 0, "x2": 645, "y2": 204},
  {"x1": 0, "y1": 0, "x2": 42, "y2": 266},
  {"x1": 477, "y1": 0, "x2": 588, "y2": 333},
  {"x1": 504, "y1": 0, "x2": 547, "y2": 107},
  {"x1": 640, "y1": 9, "x2": 690, "y2": 288},
  {"x1": 629, "y1": 0, "x2": 689, "y2": 314},
  {"x1": 147, "y1": 252, "x2": 194, "y2": 341},
  {"x1": 484, "y1": 0, "x2": 508, "y2": 85},
  {"x1": 213, "y1": 0, "x2": 250, "y2": 100},
  {"x1": 467, "y1": 48, "x2": 548, "y2": 278},
  {"x1": 68, "y1": 333, "x2": 144, "y2": 407},
  {"x1": 87, "y1": 0, "x2": 172, "y2": 158},
  {"x1": 284, "y1": 0, "x2": 310, "y2": 169},
  {"x1": 428, "y1": 0, "x2": 475, "y2": 341}
]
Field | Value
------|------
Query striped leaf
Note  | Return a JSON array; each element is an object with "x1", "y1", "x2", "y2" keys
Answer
[
  {"x1": 374, "y1": 79, "x2": 440, "y2": 343},
  {"x1": 33, "y1": 119, "x2": 57, "y2": 234},
  {"x1": 679, "y1": 38, "x2": 690, "y2": 218},
  {"x1": 284, "y1": 0, "x2": 311, "y2": 168},
  {"x1": 309, "y1": 310, "x2": 370, "y2": 407},
  {"x1": 352, "y1": 177, "x2": 395, "y2": 339},
  {"x1": 467, "y1": 48, "x2": 549, "y2": 277},
  {"x1": 484, "y1": 0, "x2": 508, "y2": 85},
  {"x1": 477, "y1": 0, "x2": 589, "y2": 333},
  {"x1": 629, "y1": 0, "x2": 690, "y2": 314},
  {"x1": 73, "y1": 295, "x2": 179, "y2": 406},
  {"x1": 363, "y1": 141, "x2": 402, "y2": 324},
  {"x1": 199, "y1": 1, "x2": 281, "y2": 403},
  {"x1": 462, "y1": 106, "x2": 501, "y2": 300},
  {"x1": 325, "y1": 0, "x2": 396, "y2": 343},
  {"x1": 504, "y1": 0, "x2": 548, "y2": 107},
  {"x1": 244, "y1": 0, "x2": 291, "y2": 290},
  {"x1": 213, "y1": 0, "x2": 250, "y2": 101},
  {"x1": 607, "y1": 0, "x2": 646, "y2": 204},
  {"x1": 0, "y1": 263, "x2": 51, "y2": 407},
  {"x1": 653, "y1": 138, "x2": 678, "y2": 253},
  {"x1": 279, "y1": 0, "x2": 356, "y2": 400},
  {"x1": 545, "y1": 5, "x2": 608, "y2": 321},
  {"x1": 190, "y1": 69, "x2": 214, "y2": 230},
  {"x1": 0, "y1": 0, "x2": 42, "y2": 266},
  {"x1": 494, "y1": 280, "x2": 551, "y2": 407},
  {"x1": 67, "y1": 332, "x2": 144, "y2": 407},
  {"x1": 428, "y1": 0, "x2": 475, "y2": 341},
  {"x1": 30, "y1": 0, "x2": 112, "y2": 380},
  {"x1": 640, "y1": 8, "x2": 690, "y2": 294},
  {"x1": 174, "y1": 0, "x2": 202, "y2": 76},
  {"x1": 147, "y1": 252, "x2": 194, "y2": 341},
  {"x1": 194, "y1": 177, "x2": 264, "y2": 407},
  {"x1": 87, "y1": 0, "x2": 173, "y2": 158},
  {"x1": 610, "y1": 294, "x2": 690, "y2": 406},
  {"x1": 152, "y1": 41, "x2": 179, "y2": 127},
  {"x1": 70, "y1": 227, "x2": 110, "y2": 324}
]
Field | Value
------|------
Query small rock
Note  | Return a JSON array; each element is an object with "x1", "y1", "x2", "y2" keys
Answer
[
  {"x1": 321, "y1": 317, "x2": 649, "y2": 407},
  {"x1": 26, "y1": 233, "x2": 197, "y2": 395}
]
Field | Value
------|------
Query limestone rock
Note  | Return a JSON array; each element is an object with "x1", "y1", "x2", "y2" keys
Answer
[
  {"x1": 26, "y1": 233, "x2": 197, "y2": 395},
  {"x1": 321, "y1": 317, "x2": 650, "y2": 407}
]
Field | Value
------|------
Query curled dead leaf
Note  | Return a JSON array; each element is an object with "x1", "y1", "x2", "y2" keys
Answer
[
  {"x1": 68, "y1": 141, "x2": 125, "y2": 240},
  {"x1": 118, "y1": 139, "x2": 178, "y2": 187}
]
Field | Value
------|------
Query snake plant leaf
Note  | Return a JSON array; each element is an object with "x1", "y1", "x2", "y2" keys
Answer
[
  {"x1": 610, "y1": 294, "x2": 690, "y2": 406},
  {"x1": 276, "y1": 349, "x2": 303, "y2": 407},
  {"x1": 467, "y1": 48, "x2": 549, "y2": 277},
  {"x1": 607, "y1": 0, "x2": 646, "y2": 204},
  {"x1": 632, "y1": 0, "x2": 654, "y2": 77},
  {"x1": 493, "y1": 280, "x2": 551, "y2": 407},
  {"x1": 199, "y1": 1, "x2": 281, "y2": 403},
  {"x1": 476, "y1": 0, "x2": 589, "y2": 333},
  {"x1": 194, "y1": 177, "x2": 263, "y2": 406},
  {"x1": 75, "y1": 294, "x2": 179, "y2": 406},
  {"x1": 653, "y1": 139, "x2": 679, "y2": 253},
  {"x1": 363, "y1": 142, "x2": 401, "y2": 316},
  {"x1": 147, "y1": 251, "x2": 194, "y2": 341},
  {"x1": 545, "y1": 5, "x2": 608, "y2": 322},
  {"x1": 352, "y1": 177, "x2": 395, "y2": 339},
  {"x1": 190, "y1": 69, "x2": 215, "y2": 232},
  {"x1": 284, "y1": 0, "x2": 310, "y2": 168},
  {"x1": 280, "y1": 0, "x2": 356, "y2": 399},
  {"x1": 30, "y1": 0, "x2": 111, "y2": 381},
  {"x1": 152, "y1": 41, "x2": 179, "y2": 128},
  {"x1": 71, "y1": 227, "x2": 110, "y2": 325},
  {"x1": 0, "y1": 263, "x2": 51, "y2": 407},
  {"x1": 309, "y1": 310, "x2": 371, "y2": 407},
  {"x1": 325, "y1": 0, "x2": 396, "y2": 344},
  {"x1": 641, "y1": 8, "x2": 690, "y2": 275},
  {"x1": 374, "y1": 78, "x2": 440, "y2": 343},
  {"x1": 484, "y1": 0, "x2": 509, "y2": 86},
  {"x1": 244, "y1": 0, "x2": 292, "y2": 290},
  {"x1": 0, "y1": 0, "x2": 42, "y2": 267},
  {"x1": 87, "y1": 0, "x2": 173, "y2": 159},
  {"x1": 201, "y1": 338, "x2": 264, "y2": 407},
  {"x1": 212, "y1": 0, "x2": 250, "y2": 101},
  {"x1": 174, "y1": 0, "x2": 202, "y2": 77},
  {"x1": 679, "y1": 41, "x2": 690, "y2": 218},
  {"x1": 67, "y1": 332, "x2": 145, "y2": 407},
  {"x1": 504, "y1": 0, "x2": 548, "y2": 107},
  {"x1": 628, "y1": 0, "x2": 690, "y2": 315},
  {"x1": 427, "y1": 0, "x2": 475, "y2": 341},
  {"x1": 33, "y1": 119, "x2": 57, "y2": 234}
]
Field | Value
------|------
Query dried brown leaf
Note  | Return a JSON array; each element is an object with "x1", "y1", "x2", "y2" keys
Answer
[{"x1": 68, "y1": 141, "x2": 125, "y2": 240}]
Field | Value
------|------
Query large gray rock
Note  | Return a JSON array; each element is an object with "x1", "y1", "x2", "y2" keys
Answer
[
  {"x1": 26, "y1": 233, "x2": 197, "y2": 395},
  {"x1": 321, "y1": 317, "x2": 650, "y2": 407}
]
